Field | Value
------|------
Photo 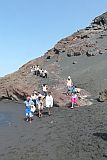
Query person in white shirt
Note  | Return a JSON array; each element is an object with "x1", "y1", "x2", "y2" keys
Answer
[
  {"x1": 42, "y1": 70, "x2": 45, "y2": 78},
  {"x1": 42, "y1": 84, "x2": 48, "y2": 97},
  {"x1": 30, "y1": 66, "x2": 35, "y2": 75},
  {"x1": 45, "y1": 92, "x2": 53, "y2": 116}
]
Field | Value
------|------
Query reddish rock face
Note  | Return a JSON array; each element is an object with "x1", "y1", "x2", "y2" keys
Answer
[{"x1": 0, "y1": 12, "x2": 107, "y2": 106}]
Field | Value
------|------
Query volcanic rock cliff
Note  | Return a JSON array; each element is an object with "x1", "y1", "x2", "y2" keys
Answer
[{"x1": 0, "y1": 12, "x2": 107, "y2": 106}]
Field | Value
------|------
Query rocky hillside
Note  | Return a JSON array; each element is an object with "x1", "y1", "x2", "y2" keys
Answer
[{"x1": 0, "y1": 12, "x2": 107, "y2": 106}]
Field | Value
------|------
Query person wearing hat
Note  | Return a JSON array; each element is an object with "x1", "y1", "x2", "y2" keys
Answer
[
  {"x1": 66, "y1": 76, "x2": 73, "y2": 95},
  {"x1": 24, "y1": 96, "x2": 35, "y2": 123}
]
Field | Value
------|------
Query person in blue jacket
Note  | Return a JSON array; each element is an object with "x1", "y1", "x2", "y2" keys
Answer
[{"x1": 24, "y1": 96, "x2": 35, "y2": 123}]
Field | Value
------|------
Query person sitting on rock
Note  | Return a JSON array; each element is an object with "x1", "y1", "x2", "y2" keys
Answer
[
  {"x1": 24, "y1": 96, "x2": 35, "y2": 123},
  {"x1": 71, "y1": 92, "x2": 79, "y2": 109},
  {"x1": 66, "y1": 76, "x2": 73, "y2": 95}
]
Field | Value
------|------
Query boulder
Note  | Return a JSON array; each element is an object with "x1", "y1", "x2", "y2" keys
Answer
[
  {"x1": 99, "y1": 49, "x2": 105, "y2": 55},
  {"x1": 74, "y1": 52, "x2": 81, "y2": 56},
  {"x1": 98, "y1": 89, "x2": 107, "y2": 102},
  {"x1": 73, "y1": 61, "x2": 77, "y2": 64},
  {"x1": 52, "y1": 84, "x2": 92, "y2": 107},
  {"x1": 46, "y1": 55, "x2": 51, "y2": 59},
  {"x1": 67, "y1": 53, "x2": 72, "y2": 57},
  {"x1": 86, "y1": 50, "x2": 99, "y2": 57}
]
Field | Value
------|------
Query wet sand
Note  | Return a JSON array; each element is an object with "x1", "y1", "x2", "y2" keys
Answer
[{"x1": 0, "y1": 99, "x2": 107, "y2": 160}]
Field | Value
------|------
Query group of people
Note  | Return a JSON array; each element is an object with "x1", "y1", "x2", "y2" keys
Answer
[
  {"x1": 66, "y1": 76, "x2": 80, "y2": 109},
  {"x1": 24, "y1": 85, "x2": 53, "y2": 123},
  {"x1": 30, "y1": 65, "x2": 48, "y2": 78},
  {"x1": 24, "y1": 75, "x2": 80, "y2": 123}
]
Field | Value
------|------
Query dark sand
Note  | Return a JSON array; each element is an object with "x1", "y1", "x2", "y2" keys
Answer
[
  {"x1": 0, "y1": 98, "x2": 107, "y2": 160},
  {"x1": 0, "y1": 54, "x2": 107, "y2": 160}
]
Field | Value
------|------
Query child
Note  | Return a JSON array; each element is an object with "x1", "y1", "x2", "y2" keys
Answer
[{"x1": 71, "y1": 92, "x2": 79, "y2": 109}]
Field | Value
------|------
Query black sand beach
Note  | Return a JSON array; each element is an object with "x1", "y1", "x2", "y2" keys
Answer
[
  {"x1": 0, "y1": 53, "x2": 107, "y2": 160},
  {"x1": 1, "y1": 11, "x2": 107, "y2": 160},
  {"x1": 0, "y1": 98, "x2": 107, "y2": 160},
  {"x1": 1, "y1": 17, "x2": 107, "y2": 159}
]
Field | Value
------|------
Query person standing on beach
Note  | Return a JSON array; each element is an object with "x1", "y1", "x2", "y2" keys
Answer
[
  {"x1": 45, "y1": 92, "x2": 53, "y2": 116},
  {"x1": 31, "y1": 91, "x2": 38, "y2": 108},
  {"x1": 36, "y1": 95, "x2": 44, "y2": 118},
  {"x1": 24, "y1": 96, "x2": 35, "y2": 123}
]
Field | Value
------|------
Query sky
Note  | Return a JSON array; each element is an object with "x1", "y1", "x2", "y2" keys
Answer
[{"x1": 0, "y1": 0, "x2": 107, "y2": 77}]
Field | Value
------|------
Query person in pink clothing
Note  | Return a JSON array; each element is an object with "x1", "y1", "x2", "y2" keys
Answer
[{"x1": 71, "y1": 92, "x2": 79, "y2": 109}]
